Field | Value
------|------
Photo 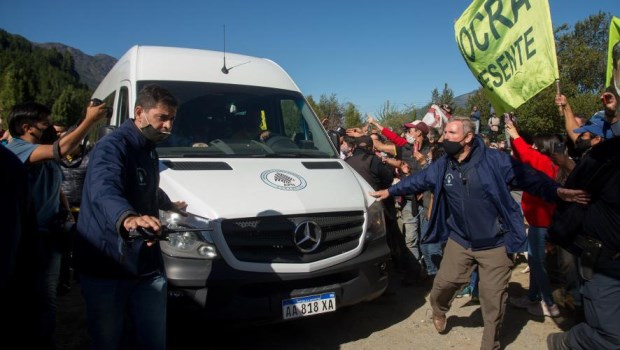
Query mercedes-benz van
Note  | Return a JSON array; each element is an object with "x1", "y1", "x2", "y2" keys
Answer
[{"x1": 90, "y1": 45, "x2": 390, "y2": 323}]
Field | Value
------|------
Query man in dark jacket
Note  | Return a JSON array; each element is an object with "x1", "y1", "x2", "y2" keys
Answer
[
  {"x1": 371, "y1": 117, "x2": 588, "y2": 350},
  {"x1": 75, "y1": 85, "x2": 186, "y2": 350},
  {"x1": 547, "y1": 88, "x2": 620, "y2": 350},
  {"x1": 0, "y1": 145, "x2": 40, "y2": 346},
  {"x1": 6, "y1": 101, "x2": 108, "y2": 347}
]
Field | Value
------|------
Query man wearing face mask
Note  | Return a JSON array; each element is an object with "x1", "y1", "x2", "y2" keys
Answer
[
  {"x1": 572, "y1": 115, "x2": 605, "y2": 157},
  {"x1": 370, "y1": 117, "x2": 589, "y2": 350},
  {"x1": 75, "y1": 85, "x2": 186, "y2": 350},
  {"x1": 366, "y1": 116, "x2": 432, "y2": 280},
  {"x1": 6, "y1": 101, "x2": 108, "y2": 347},
  {"x1": 547, "y1": 88, "x2": 620, "y2": 350}
]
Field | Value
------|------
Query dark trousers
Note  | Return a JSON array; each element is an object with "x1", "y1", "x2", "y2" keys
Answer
[
  {"x1": 384, "y1": 197, "x2": 421, "y2": 275},
  {"x1": 567, "y1": 261, "x2": 620, "y2": 349},
  {"x1": 430, "y1": 239, "x2": 513, "y2": 350}
]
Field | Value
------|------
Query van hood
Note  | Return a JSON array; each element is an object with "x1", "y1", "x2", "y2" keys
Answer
[{"x1": 158, "y1": 158, "x2": 373, "y2": 219}]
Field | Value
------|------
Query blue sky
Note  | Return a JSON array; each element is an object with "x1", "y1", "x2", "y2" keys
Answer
[{"x1": 0, "y1": 0, "x2": 616, "y2": 115}]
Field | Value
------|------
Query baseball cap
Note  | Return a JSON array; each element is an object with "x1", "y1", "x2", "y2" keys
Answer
[
  {"x1": 403, "y1": 120, "x2": 429, "y2": 135},
  {"x1": 573, "y1": 114, "x2": 605, "y2": 137}
]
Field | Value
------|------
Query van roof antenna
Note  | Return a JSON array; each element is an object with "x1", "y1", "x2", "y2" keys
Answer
[
  {"x1": 220, "y1": 25, "x2": 250, "y2": 74},
  {"x1": 221, "y1": 24, "x2": 229, "y2": 74}
]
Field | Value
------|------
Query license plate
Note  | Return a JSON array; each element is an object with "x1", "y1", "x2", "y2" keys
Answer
[{"x1": 282, "y1": 292, "x2": 336, "y2": 320}]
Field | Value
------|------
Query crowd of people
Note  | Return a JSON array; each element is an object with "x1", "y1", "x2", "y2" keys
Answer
[
  {"x1": 335, "y1": 81, "x2": 620, "y2": 349},
  {"x1": 1, "y1": 85, "x2": 183, "y2": 349},
  {"x1": 2, "y1": 46, "x2": 620, "y2": 350}
]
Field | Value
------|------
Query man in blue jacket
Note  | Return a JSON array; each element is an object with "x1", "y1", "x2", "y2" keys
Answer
[
  {"x1": 75, "y1": 85, "x2": 186, "y2": 350},
  {"x1": 370, "y1": 117, "x2": 589, "y2": 350}
]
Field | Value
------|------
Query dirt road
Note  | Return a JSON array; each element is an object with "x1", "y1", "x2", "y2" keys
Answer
[{"x1": 57, "y1": 260, "x2": 577, "y2": 349}]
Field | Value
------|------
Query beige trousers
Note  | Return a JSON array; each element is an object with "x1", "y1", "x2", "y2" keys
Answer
[{"x1": 430, "y1": 238, "x2": 513, "y2": 350}]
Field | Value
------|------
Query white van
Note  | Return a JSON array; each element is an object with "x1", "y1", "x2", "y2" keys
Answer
[{"x1": 91, "y1": 45, "x2": 390, "y2": 323}]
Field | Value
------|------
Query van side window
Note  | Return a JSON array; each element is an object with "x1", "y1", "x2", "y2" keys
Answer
[{"x1": 118, "y1": 87, "x2": 130, "y2": 124}]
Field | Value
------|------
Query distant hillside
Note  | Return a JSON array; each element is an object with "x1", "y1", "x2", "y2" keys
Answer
[
  {"x1": 453, "y1": 90, "x2": 476, "y2": 110},
  {"x1": 414, "y1": 89, "x2": 476, "y2": 117},
  {"x1": 36, "y1": 42, "x2": 117, "y2": 90}
]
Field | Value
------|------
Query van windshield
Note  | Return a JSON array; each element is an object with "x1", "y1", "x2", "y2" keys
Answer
[{"x1": 137, "y1": 81, "x2": 338, "y2": 159}]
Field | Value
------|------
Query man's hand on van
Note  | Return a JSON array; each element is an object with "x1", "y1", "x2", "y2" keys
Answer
[
  {"x1": 123, "y1": 214, "x2": 162, "y2": 246},
  {"x1": 172, "y1": 201, "x2": 188, "y2": 216},
  {"x1": 369, "y1": 189, "x2": 390, "y2": 201}
]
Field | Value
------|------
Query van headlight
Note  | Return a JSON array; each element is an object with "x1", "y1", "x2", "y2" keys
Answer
[
  {"x1": 365, "y1": 200, "x2": 386, "y2": 241},
  {"x1": 159, "y1": 210, "x2": 218, "y2": 259}
]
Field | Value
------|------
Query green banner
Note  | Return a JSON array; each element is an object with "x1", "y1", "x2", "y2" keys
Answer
[
  {"x1": 606, "y1": 16, "x2": 620, "y2": 93},
  {"x1": 455, "y1": 0, "x2": 558, "y2": 115}
]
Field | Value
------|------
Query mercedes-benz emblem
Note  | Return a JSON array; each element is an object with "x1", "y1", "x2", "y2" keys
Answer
[{"x1": 293, "y1": 221, "x2": 322, "y2": 253}]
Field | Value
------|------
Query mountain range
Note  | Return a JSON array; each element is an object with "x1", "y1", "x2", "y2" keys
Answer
[{"x1": 34, "y1": 42, "x2": 117, "y2": 90}]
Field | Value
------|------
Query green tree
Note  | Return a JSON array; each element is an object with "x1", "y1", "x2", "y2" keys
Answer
[
  {"x1": 376, "y1": 100, "x2": 412, "y2": 132},
  {"x1": 318, "y1": 94, "x2": 343, "y2": 127},
  {"x1": 555, "y1": 12, "x2": 610, "y2": 94},
  {"x1": 0, "y1": 29, "x2": 91, "y2": 118},
  {"x1": 306, "y1": 95, "x2": 319, "y2": 117},
  {"x1": 440, "y1": 83, "x2": 455, "y2": 108},
  {"x1": 343, "y1": 102, "x2": 362, "y2": 129},
  {"x1": 430, "y1": 88, "x2": 440, "y2": 104},
  {"x1": 51, "y1": 86, "x2": 91, "y2": 126},
  {"x1": 0, "y1": 64, "x2": 35, "y2": 111}
]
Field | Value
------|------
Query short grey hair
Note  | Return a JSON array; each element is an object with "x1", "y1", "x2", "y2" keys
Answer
[{"x1": 450, "y1": 116, "x2": 475, "y2": 135}]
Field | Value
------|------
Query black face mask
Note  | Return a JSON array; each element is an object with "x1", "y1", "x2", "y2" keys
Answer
[
  {"x1": 140, "y1": 124, "x2": 170, "y2": 143},
  {"x1": 140, "y1": 115, "x2": 171, "y2": 143},
  {"x1": 39, "y1": 126, "x2": 58, "y2": 145},
  {"x1": 574, "y1": 137, "x2": 592, "y2": 153},
  {"x1": 443, "y1": 140, "x2": 464, "y2": 157}
]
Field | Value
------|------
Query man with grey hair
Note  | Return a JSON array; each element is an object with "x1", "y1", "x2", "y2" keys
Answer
[{"x1": 371, "y1": 117, "x2": 589, "y2": 350}]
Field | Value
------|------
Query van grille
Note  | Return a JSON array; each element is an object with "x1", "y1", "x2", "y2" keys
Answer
[{"x1": 220, "y1": 211, "x2": 365, "y2": 263}]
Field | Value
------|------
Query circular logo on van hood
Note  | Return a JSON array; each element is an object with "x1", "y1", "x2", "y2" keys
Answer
[{"x1": 260, "y1": 169, "x2": 307, "y2": 191}]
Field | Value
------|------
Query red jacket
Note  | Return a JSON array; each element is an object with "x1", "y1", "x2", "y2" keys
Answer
[
  {"x1": 380, "y1": 128, "x2": 408, "y2": 147},
  {"x1": 511, "y1": 137, "x2": 557, "y2": 227}
]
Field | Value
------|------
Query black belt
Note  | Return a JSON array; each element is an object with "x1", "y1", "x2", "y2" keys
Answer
[{"x1": 575, "y1": 235, "x2": 620, "y2": 262}]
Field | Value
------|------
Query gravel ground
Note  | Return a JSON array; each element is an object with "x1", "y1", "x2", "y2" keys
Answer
[{"x1": 57, "y1": 260, "x2": 578, "y2": 349}]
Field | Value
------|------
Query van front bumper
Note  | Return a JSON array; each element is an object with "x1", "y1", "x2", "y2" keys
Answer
[{"x1": 163, "y1": 237, "x2": 390, "y2": 324}]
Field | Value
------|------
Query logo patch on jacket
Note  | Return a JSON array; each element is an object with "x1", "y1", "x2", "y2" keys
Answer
[{"x1": 444, "y1": 173, "x2": 454, "y2": 187}]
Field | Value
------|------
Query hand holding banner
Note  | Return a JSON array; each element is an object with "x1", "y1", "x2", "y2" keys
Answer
[{"x1": 455, "y1": 0, "x2": 558, "y2": 115}]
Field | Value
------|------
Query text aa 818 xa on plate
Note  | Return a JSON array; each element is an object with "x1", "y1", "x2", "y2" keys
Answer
[{"x1": 282, "y1": 292, "x2": 336, "y2": 320}]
